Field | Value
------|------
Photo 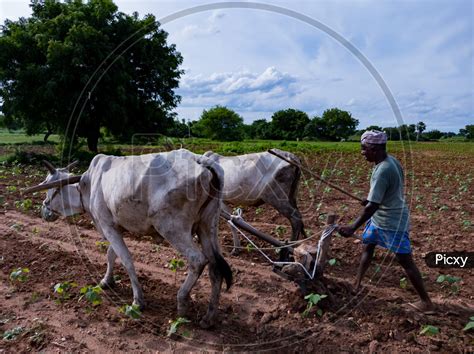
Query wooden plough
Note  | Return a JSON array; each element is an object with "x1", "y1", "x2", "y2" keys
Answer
[{"x1": 221, "y1": 210, "x2": 339, "y2": 294}]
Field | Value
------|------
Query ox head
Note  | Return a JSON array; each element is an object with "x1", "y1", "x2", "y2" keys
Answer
[{"x1": 23, "y1": 160, "x2": 83, "y2": 221}]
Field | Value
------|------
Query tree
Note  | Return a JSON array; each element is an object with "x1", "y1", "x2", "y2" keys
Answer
[
  {"x1": 423, "y1": 129, "x2": 443, "y2": 140},
  {"x1": 193, "y1": 106, "x2": 244, "y2": 141},
  {"x1": 318, "y1": 108, "x2": 358, "y2": 141},
  {"x1": 383, "y1": 127, "x2": 397, "y2": 141},
  {"x1": 0, "y1": 0, "x2": 183, "y2": 152},
  {"x1": 246, "y1": 119, "x2": 272, "y2": 139},
  {"x1": 303, "y1": 116, "x2": 325, "y2": 140},
  {"x1": 270, "y1": 109, "x2": 310, "y2": 140},
  {"x1": 366, "y1": 125, "x2": 383, "y2": 132},
  {"x1": 459, "y1": 125, "x2": 474, "y2": 140},
  {"x1": 416, "y1": 121, "x2": 426, "y2": 141}
]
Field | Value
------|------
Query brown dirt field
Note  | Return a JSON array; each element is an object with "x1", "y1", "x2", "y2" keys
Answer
[{"x1": 0, "y1": 147, "x2": 473, "y2": 352}]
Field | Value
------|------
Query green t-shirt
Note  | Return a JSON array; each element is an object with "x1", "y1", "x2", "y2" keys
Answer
[{"x1": 367, "y1": 155, "x2": 409, "y2": 232}]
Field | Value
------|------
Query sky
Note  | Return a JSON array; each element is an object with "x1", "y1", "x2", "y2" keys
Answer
[{"x1": 1, "y1": 0, "x2": 472, "y2": 132}]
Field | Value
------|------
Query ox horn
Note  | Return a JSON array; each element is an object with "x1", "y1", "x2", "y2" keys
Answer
[
  {"x1": 63, "y1": 160, "x2": 79, "y2": 171},
  {"x1": 22, "y1": 175, "x2": 82, "y2": 194},
  {"x1": 42, "y1": 160, "x2": 56, "y2": 174}
]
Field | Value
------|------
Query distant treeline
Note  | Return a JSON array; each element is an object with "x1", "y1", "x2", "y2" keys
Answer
[{"x1": 165, "y1": 106, "x2": 473, "y2": 142}]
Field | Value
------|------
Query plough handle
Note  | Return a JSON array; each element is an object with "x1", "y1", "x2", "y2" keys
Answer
[{"x1": 268, "y1": 149, "x2": 364, "y2": 203}]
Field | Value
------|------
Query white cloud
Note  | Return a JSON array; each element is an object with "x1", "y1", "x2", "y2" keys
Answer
[{"x1": 1, "y1": 0, "x2": 471, "y2": 131}]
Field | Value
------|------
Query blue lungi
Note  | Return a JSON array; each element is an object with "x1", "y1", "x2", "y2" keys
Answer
[{"x1": 362, "y1": 220, "x2": 411, "y2": 254}]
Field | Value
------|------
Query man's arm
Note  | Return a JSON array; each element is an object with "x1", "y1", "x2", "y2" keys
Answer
[{"x1": 338, "y1": 201, "x2": 380, "y2": 237}]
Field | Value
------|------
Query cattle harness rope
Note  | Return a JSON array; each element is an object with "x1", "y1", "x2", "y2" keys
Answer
[{"x1": 226, "y1": 208, "x2": 337, "y2": 280}]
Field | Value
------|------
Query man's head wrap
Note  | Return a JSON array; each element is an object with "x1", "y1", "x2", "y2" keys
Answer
[{"x1": 361, "y1": 130, "x2": 388, "y2": 144}]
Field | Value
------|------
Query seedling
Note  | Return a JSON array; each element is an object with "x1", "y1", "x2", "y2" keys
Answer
[
  {"x1": 328, "y1": 258, "x2": 337, "y2": 266},
  {"x1": 243, "y1": 242, "x2": 256, "y2": 253},
  {"x1": 95, "y1": 241, "x2": 110, "y2": 254},
  {"x1": 119, "y1": 304, "x2": 142, "y2": 320},
  {"x1": 167, "y1": 317, "x2": 190, "y2": 337},
  {"x1": 6, "y1": 185, "x2": 17, "y2": 193},
  {"x1": 10, "y1": 223, "x2": 23, "y2": 232},
  {"x1": 436, "y1": 274, "x2": 462, "y2": 295},
  {"x1": 54, "y1": 281, "x2": 78, "y2": 301},
  {"x1": 14, "y1": 198, "x2": 33, "y2": 211},
  {"x1": 274, "y1": 225, "x2": 287, "y2": 237},
  {"x1": 79, "y1": 285, "x2": 103, "y2": 306},
  {"x1": 419, "y1": 325, "x2": 439, "y2": 336},
  {"x1": 9, "y1": 267, "x2": 30, "y2": 283},
  {"x1": 169, "y1": 258, "x2": 185, "y2": 272},
  {"x1": 169, "y1": 258, "x2": 185, "y2": 284},
  {"x1": 463, "y1": 316, "x2": 474, "y2": 332},
  {"x1": 255, "y1": 207, "x2": 264, "y2": 215},
  {"x1": 302, "y1": 293, "x2": 327, "y2": 318},
  {"x1": 399, "y1": 277, "x2": 408, "y2": 289},
  {"x1": 2, "y1": 326, "x2": 24, "y2": 340}
]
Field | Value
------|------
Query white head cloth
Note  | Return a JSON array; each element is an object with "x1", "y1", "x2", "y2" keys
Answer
[{"x1": 361, "y1": 130, "x2": 388, "y2": 144}]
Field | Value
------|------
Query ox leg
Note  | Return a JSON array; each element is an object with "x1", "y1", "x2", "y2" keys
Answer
[
  {"x1": 198, "y1": 233, "x2": 224, "y2": 329},
  {"x1": 100, "y1": 226, "x2": 145, "y2": 309},
  {"x1": 275, "y1": 203, "x2": 305, "y2": 241},
  {"x1": 99, "y1": 246, "x2": 117, "y2": 289},
  {"x1": 160, "y1": 228, "x2": 208, "y2": 318}
]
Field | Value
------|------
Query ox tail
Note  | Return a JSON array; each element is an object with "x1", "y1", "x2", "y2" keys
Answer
[
  {"x1": 198, "y1": 157, "x2": 233, "y2": 290},
  {"x1": 286, "y1": 153, "x2": 301, "y2": 207},
  {"x1": 283, "y1": 152, "x2": 307, "y2": 238}
]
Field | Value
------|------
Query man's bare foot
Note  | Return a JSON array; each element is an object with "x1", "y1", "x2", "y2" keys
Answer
[{"x1": 406, "y1": 300, "x2": 436, "y2": 315}]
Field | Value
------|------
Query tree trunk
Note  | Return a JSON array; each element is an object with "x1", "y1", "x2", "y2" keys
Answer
[
  {"x1": 87, "y1": 120, "x2": 100, "y2": 152},
  {"x1": 43, "y1": 131, "x2": 51, "y2": 143},
  {"x1": 43, "y1": 123, "x2": 53, "y2": 143}
]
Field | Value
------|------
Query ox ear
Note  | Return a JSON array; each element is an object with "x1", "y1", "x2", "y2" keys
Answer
[
  {"x1": 42, "y1": 160, "x2": 56, "y2": 174},
  {"x1": 22, "y1": 175, "x2": 82, "y2": 194},
  {"x1": 63, "y1": 160, "x2": 79, "y2": 172}
]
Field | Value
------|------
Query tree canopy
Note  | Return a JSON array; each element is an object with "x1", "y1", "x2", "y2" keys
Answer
[
  {"x1": 270, "y1": 109, "x2": 310, "y2": 140},
  {"x1": 192, "y1": 105, "x2": 244, "y2": 141},
  {"x1": 0, "y1": 0, "x2": 183, "y2": 151}
]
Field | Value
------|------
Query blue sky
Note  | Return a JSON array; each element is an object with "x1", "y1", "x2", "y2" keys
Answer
[{"x1": 1, "y1": 0, "x2": 472, "y2": 132}]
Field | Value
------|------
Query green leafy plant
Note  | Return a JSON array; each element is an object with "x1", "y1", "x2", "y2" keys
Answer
[
  {"x1": 399, "y1": 277, "x2": 408, "y2": 289},
  {"x1": 246, "y1": 243, "x2": 256, "y2": 253},
  {"x1": 274, "y1": 225, "x2": 287, "y2": 237},
  {"x1": 167, "y1": 317, "x2": 191, "y2": 337},
  {"x1": 302, "y1": 293, "x2": 327, "y2": 318},
  {"x1": 328, "y1": 258, "x2": 337, "y2": 266},
  {"x1": 9, "y1": 267, "x2": 30, "y2": 283},
  {"x1": 119, "y1": 304, "x2": 142, "y2": 320},
  {"x1": 2, "y1": 326, "x2": 24, "y2": 340},
  {"x1": 6, "y1": 185, "x2": 17, "y2": 193},
  {"x1": 463, "y1": 316, "x2": 474, "y2": 332},
  {"x1": 437, "y1": 274, "x2": 462, "y2": 295},
  {"x1": 95, "y1": 241, "x2": 110, "y2": 254},
  {"x1": 169, "y1": 258, "x2": 185, "y2": 272},
  {"x1": 255, "y1": 207, "x2": 264, "y2": 215},
  {"x1": 79, "y1": 285, "x2": 103, "y2": 306},
  {"x1": 419, "y1": 325, "x2": 440, "y2": 336},
  {"x1": 14, "y1": 198, "x2": 33, "y2": 211},
  {"x1": 53, "y1": 281, "x2": 78, "y2": 301}
]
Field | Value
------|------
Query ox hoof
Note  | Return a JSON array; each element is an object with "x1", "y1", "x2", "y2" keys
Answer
[
  {"x1": 199, "y1": 316, "x2": 215, "y2": 329},
  {"x1": 99, "y1": 279, "x2": 115, "y2": 290},
  {"x1": 133, "y1": 299, "x2": 146, "y2": 311}
]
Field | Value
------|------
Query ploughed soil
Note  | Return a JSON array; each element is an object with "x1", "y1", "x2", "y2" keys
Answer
[{"x1": 0, "y1": 145, "x2": 473, "y2": 352}]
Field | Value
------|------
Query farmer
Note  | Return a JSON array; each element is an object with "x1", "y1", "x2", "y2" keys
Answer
[{"x1": 338, "y1": 130, "x2": 434, "y2": 314}]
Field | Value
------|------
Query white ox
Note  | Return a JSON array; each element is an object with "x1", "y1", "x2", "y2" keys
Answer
[
  {"x1": 24, "y1": 149, "x2": 232, "y2": 328},
  {"x1": 204, "y1": 149, "x2": 305, "y2": 253}
]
